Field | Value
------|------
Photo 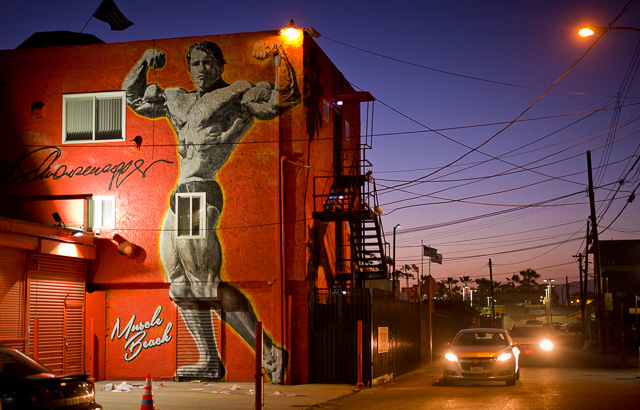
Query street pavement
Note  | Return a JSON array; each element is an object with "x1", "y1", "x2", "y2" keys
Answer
[{"x1": 94, "y1": 344, "x2": 640, "y2": 409}]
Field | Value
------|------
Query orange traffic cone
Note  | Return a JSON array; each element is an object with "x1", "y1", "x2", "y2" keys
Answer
[{"x1": 140, "y1": 372, "x2": 155, "y2": 410}]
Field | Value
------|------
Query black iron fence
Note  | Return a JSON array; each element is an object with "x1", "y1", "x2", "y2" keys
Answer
[{"x1": 309, "y1": 288, "x2": 423, "y2": 385}]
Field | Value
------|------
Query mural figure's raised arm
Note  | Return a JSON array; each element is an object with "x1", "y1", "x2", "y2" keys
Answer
[
  {"x1": 122, "y1": 49, "x2": 168, "y2": 118},
  {"x1": 243, "y1": 42, "x2": 301, "y2": 120}
]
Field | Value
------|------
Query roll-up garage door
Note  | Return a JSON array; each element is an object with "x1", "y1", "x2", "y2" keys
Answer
[
  {"x1": 0, "y1": 248, "x2": 26, "y2": 351},
  {"x1": 175, "y1": 304, "x2": 223, "y2": 379},
  {"x1": 28, "y1": 254, "x2": 86, "y2": 374}
]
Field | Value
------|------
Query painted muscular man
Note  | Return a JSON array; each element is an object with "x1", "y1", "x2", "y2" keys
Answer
[{"x1": 123, "y1": 40, "x2": 299, "y2": 382}]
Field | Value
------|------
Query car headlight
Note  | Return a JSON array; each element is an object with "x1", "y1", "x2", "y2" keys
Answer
[
  {"x1": 496, "y1": 352, "x2": 512, "y2": 362},
  {"x1": 444, "y1": 352, "x2": 458, "y2": 362},
  {"x1": 539, "y1": 339, "x2": 553, "y2": 351}
]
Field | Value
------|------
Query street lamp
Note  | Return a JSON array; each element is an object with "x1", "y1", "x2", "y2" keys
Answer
[
  {"x1": 544, "y1": 279, "x2": 555, "y2": 324},
  {"x1": 578, "y1": 24, "x2": 640, "y2": 37},
  {"x1": 392, "y1": 224, "x2": 401, "y2": 293}
]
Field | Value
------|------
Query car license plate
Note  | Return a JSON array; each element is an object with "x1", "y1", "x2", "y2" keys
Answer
[
  {"x1": 525, "y1": 349, "x2": 534, "y2": 354},
  {"x1": 470, "y1": 366, "x2": 483, "y2": 372}
]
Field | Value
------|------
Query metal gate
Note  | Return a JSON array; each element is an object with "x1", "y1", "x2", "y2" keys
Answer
[
  {"x1": 175, "y1": 303, "x2": 223, "y2": 379},
  {"x1": 0, "y1": 248, "x2": 26, "y2": 351},
  {"x1": 309, "y1": 288, "x2": 371, "y2": 384},
  {"x1": 28, "y1": 254, "x2": 86, "y2": 374},
  {"x1": 310, "y1": 288, "x2": 423, "y2": 385},
  {"x1": 370, "y1": 289, "x2": 421, "y2": 381}
]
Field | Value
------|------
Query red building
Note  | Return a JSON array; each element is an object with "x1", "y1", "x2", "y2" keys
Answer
[{"x1": 0, "y1": 26, "x2": 386, "y2": 384}]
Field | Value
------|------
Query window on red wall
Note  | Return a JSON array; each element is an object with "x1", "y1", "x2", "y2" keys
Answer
[
  {"x1": 87, "y1": 196, "x2": 115, "y2": 230},
  {"x1": 62, "y1": 91, "x2": 126, "y2": 142},
  {"x1": 176, "y1": 192, "x2": 206, "y2": 238}
]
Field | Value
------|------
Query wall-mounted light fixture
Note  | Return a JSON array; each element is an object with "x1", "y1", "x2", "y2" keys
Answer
[
  {"x1": 132, "y1": 135, "x2": 143, "y2": 150},
  {"x1": 280, "y1": 19, "x2": 301, "y2": 42},
  {"x1": 307, "y1": 27, "x2": 321, "y2": 38},
  {"x1": 52, "y1": 212, "x2": 85, "y2": 237},
  {"x1": 52, "y1": 212, "x2": 64, "y2": 227},
  {"x1": 333, "y1": 91, "x2": 376, "y2": 107},
  {"x1": 112, "y1": 234, "x2": 136, "y2": 257}
]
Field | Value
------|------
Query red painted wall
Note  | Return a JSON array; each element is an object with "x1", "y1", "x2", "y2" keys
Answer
[{"x1": 1, "y1": 29, "x2": 361, "y2": 384}]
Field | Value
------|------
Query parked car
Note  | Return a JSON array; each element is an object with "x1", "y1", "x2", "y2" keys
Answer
[
  {"x1": 510, "y1": 324, "x2": 555, "y2": 363},
  {"x1": 0, "y1": 345, "x2": 102, "y2": 409},
  {"x1": 442, "y1": 328, "x2": 520, "y2": 386},
  {"x1": 561, "y1": 322, "x2": 583, "y2": 333}
]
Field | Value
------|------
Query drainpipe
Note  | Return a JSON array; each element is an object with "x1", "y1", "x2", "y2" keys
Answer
[{"x1": 280, "y1": 156, "x2": 287, "y2": 382}]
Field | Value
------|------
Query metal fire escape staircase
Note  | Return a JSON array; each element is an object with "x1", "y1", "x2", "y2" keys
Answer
[{"x1": 313, "y1": 159, "x2": 388, "y2": 289}]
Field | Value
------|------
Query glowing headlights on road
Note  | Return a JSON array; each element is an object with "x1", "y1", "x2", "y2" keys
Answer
[
  {"x1": 496, "y1": 352, "x2": 513, "y2": 362},
  {"x1": 445, "y1": 352, "x2": 459, "y2": 362},
  {"x1": 539, "y1": 339, "x2": 554, "y2": 351}
]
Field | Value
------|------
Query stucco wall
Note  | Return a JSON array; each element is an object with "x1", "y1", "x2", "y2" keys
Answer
[{"x1": 1, "y1": 28, "x2": 361, "y2": 383}]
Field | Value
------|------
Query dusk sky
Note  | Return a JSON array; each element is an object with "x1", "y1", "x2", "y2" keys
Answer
[{"x1": 2, "y1": 0, "x2": 639, "y2": 289}]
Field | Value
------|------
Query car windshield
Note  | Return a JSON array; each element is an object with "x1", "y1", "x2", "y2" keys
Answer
[
  {"x1": 0, "y1": 348, "x2": 51, "y2": 376},
  {"x1": 452, "y1": 331, "x2": 508, "y2": 346},
  {"x1": 510, "y1": 327, "x2": 548, "y2": 338}
]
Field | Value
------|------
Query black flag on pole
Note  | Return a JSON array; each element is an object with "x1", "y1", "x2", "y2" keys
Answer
[
  {"x1": 93, "y1": 0, "x2": 134, "y2": 31},
  {"x1": 423, "y1": 245, "x2": 437, "y2": 258}
]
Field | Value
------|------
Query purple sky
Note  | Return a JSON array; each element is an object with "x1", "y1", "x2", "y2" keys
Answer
[{"x1": 2, "y1": 0, "x2": 639, "y2": 287}]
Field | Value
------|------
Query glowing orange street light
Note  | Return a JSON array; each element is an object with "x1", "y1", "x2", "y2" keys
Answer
[
  {"x1": 578, "y1": 24, "x2": 640, "y2": 37},
  {"x1": 578, "y1": 27, "x2": 596, "y2": 37}
]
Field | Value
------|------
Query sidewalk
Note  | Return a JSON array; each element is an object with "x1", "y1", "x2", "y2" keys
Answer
[{"x1": 95, "y1": 379, "x2": 358, "y2": 409}]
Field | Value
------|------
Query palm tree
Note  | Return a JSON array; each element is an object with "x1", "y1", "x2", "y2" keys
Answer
[
  {"x1": 519, "y1": 268, "x2": 540, "y2": 305},
  {"x1": 506, "y1": 273, "x2": 521, "y2": 289},
  {"x1": 504, "y1": 274, "x2": 521, "y2": 303},
  {"x1": 436, "y1": 280, "x2": 448, "y2": 299},
  {"x1": 398, "y1": 264, "x2": 415, "y2": 289},
  {"x1": 444, "y1": 277, "x2": 459, "y2": 299}
]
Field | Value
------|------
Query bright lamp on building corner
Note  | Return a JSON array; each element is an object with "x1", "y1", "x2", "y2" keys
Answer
[
  {"x1": 280, "y1": 19, "x2": 321, "y2": 42},
  {"x1": 280, "y1": 19, "x2": 301, "y2": 42}
]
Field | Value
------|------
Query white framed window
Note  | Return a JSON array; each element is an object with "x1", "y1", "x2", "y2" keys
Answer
[
  {"x1": 322, "y1": 99, "x2": 330, "y2": 122},
  {"x1": 87, "y1": 196, "x2": 115, "y2": 230},
  {"x1": 176, "y1": 192, "x2": 206, "y2": 238},
  {"x1": 63, "y1": 91, "x2": 126, "y2": 142},
  {"x1": 344, "y1": 121, "x2": 351, "y2": 143}
]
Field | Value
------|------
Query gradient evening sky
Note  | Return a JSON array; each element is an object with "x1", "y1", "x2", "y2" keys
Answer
[{"x1": 1, "y1": 0, "x2": 639, "y2": 288}]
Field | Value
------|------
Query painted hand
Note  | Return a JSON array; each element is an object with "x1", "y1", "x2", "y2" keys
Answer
[
  {"x1": 252, "y1": 41, "x2": 280, "y2": 60},
  {"x1": 144, "y1": 49, "x2": 166, "y2": 69}
]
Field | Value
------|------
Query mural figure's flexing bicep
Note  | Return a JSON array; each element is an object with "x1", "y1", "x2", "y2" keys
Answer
[
  {"x1": 123, "y1": 49, "x2": 169, "y2": 118},
  {"x1": 247, "y1": 42, "x2": 301, "y2": 120}
]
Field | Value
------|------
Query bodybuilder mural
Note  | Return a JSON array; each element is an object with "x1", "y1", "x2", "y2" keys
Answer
[{"x1": 123, "y1": 39, "x2": 300, "y2": 382}]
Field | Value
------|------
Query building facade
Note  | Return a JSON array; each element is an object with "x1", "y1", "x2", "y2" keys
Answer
[{"x1": 0, "y1": 27, "x2": 375, "y2": 384}]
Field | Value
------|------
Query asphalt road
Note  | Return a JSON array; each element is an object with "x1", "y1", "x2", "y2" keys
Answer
[
  {"x1": 94, "y1": 336, "x2": 639, "y2": 409},
  {"x1": 311, "y1": 346, "x2": 640, "y2": 410}
]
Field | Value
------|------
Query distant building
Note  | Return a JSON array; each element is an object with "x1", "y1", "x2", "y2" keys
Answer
[{"x1": 599, "y1": 240, "x2": 640, "y2": 327}]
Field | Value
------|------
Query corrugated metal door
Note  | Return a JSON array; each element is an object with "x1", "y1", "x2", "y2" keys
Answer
[
  {"x1": 0, "y1": 248, "x2": 26, "y2": 351},
  {"x1": 175, "y1": 304, "x2": 223, "y2": 379},
  {"x1": 28, "y1": 254, "x2": 86, "y2": 374}
]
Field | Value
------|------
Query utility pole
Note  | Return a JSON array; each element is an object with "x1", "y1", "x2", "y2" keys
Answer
[
  {"x1": 489, "y1": 259, "x2": 495, "y2": 327},
  {"x1": 587, "y1": 150, "x2": 607, "y2": 354},
  {"x1": 576, "y1": 253, "x2": 586, "y2": 335},
  {"x1": 566, "y1": 276, "x2": 570, "y2": 307}
]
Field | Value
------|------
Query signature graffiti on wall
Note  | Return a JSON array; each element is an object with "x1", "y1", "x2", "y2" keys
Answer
[
  {"x1": 110, "y1": 305, "x2": 174, "y2": 362},
  {"x1": 0, "y1": 146, "x2": 173, "y2": 190}
]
